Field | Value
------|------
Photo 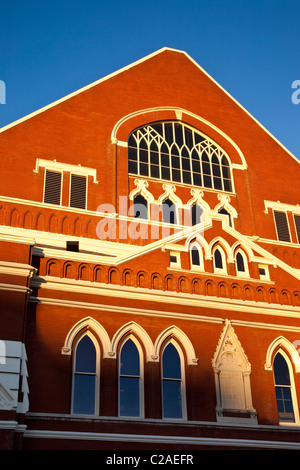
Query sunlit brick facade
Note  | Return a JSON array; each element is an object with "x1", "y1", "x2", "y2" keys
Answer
[{"x1": 1, "y1": 48, "x2": 300, "y2": 450}]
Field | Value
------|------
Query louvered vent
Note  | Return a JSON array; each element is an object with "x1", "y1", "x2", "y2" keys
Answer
[
  {"x1": 70, "y1": 174, "x2": 87, "y2": 209},
  {"x1": 274, "y1": 211, "x2": 291, "y2": 242},
  {"x1": 44, "y1": 170, "x2": 62, "y2": 205},
  {"x1": 294, "y1": 215, "x2": 300, "y2": 243}
]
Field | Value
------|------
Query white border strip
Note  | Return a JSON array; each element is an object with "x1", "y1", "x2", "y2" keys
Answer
[{"x1": 23, "y1": 429, "x2": 300, "y2": 449}]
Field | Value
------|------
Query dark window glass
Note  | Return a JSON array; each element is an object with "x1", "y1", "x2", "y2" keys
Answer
[
  {"x1": 133, "y1": 194, "x2": 148, "y2": 219},
  {"x1": 162, "y1": 343, "x2": 183, "y2": 419},
  {"x1": 236, "y1": 252, "x2": 245, "y2": 272},
  {"x1": 191, "y1": 245, "x2": 200, "y2": 266},
  {"x1": 191, "y1": 204, "x2": 202, "y2": 225},
  {"x1": 274, "y1": 353, "x2": 295, "y2": 422},
  {"x1": 163, "y1": 199, "x2": 177, "y2": 224},
  {"x1": 127, "y1": 122, "x2": 232, "y2": 192},
  {"x1": 119, "y1": 339, "x2": 140, "y2": 417},
  {"x1": 214, "y1": 249, "x2": 223, "y2": 269},
  {"x1": 72, "y1": 335, "x2": 97, "y2": 415}
]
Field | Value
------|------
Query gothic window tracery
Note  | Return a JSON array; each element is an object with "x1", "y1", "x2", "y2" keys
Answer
[{"x1": 128, "y1": 122, "x2": 233, "y2": 192}]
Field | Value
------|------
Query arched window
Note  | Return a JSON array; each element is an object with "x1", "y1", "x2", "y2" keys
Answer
[
  {"x1": 235, "y1": 249, "x2": 249, "y2": 277},
  {"x1": 161, "y1": 341, "x2": 186, "y2": 419},
  {"x1": 190, "y1": 242, "x2": 203, "y2": 271},
  {"x1": 119, "y1": 337, "x2": 143, "y2": 417},
  {"x1": 133, "y1": 194, "x2": 148, "y2": 219},
  {"x1": 128, "y1": 122, "x2": 233, "y2": 192},
  {"x1": 213, "y1": 246, "x2": 227, "y2": 274},
  {"x1": 162, "y1": 198, "x2": 177, "y2": 224},
  {"x1": 273, "y1": 351, "x2": 297, "y2": 423},
  {"x1": 72, "y1": 333, "x2": 100, "y2": 415},
  {"x1": 218, "y1": 207, "x2": 232, "y2": 227},
  {"x1": 191, "y1": 204, "x2": 203, "y2": 226}
]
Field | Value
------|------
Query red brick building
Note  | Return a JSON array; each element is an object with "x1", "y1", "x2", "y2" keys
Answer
[{"x1": 1, "y1": 47, "x2": 300, "y2": 450}]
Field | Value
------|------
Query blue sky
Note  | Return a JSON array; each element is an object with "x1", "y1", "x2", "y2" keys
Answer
[{"x1": 0, "y1": 0, "x2": 300, "y2": 159}]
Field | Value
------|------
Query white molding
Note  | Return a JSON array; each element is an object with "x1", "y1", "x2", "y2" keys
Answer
[
  {"x1": 0, "y1": 261, "x2": 36, "y2": 278},
  {"x1": 22, "y1": 428, "x2": 300, "y2": 449},
  {"x1": 33, "y1": 158, "x2": 99, "y2": 183},
  {"x1": 61, "y1": 316, "x2": 112, "y2": 358},
  {"x1": 112, "y1": 106, "x2": 247, "y2": 169},
  {"x1": 264, "y1": 200, "x2": 300, "y2": 214},
  {"x1": 29, "y1": 287, "x2": 300, "y2": 323},
  {"x1": 154, "y1": 326, "x2": 198, "y2": 365}
]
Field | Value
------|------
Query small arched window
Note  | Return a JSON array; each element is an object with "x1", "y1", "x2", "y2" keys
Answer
[
  {"x1": 162, "y1": 198, "x2": 177, "y2": 224},
  {"x1": 273, "y1": 351, "x2": 297, "y2": 423},
  {"x1": 235, "y1": 249, "x2": 249, "y2": 277},
  {"x1": 191, "y1": 204, "x2": 203, "y2": 226},
  {"x1": 133, "y1": 194, "x2": 148, "y2": 220},
  {"x1": 128, "y1": 122, "x2": 233, "y2": 192},
  {"x1": 72, "y1": 333, "x2": 99, "y2": 415},
  {"x1": 213, "y1": 246, "x2": 227, "y2": 274},
  {"x1": 190, "y1": 242, "x2": 203, "y2": 271},
  {"x1": 119, "y1": 337, "x2": 143, "y2": 417},
  {"x1": 161, "y1": 341, "x2": 186, "y2": 419}
]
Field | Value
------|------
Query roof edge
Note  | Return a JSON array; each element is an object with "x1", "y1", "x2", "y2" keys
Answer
[{"x1": 1, "y1": 46, "x2": 299, "y2": 165}]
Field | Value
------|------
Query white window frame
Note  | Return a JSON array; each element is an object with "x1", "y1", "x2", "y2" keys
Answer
[
  {"x1": 235, "y1": 249, "x2": 250, "y2": 278},
  {"x1": 169, "y1": 251, "x2": 181, "y2": 269},
  {"x1": 258, "y1": 264, "x2": 270, "y2": 281},
  {"x1": 189, "y1": 242, "x2": 204, "y2": 272},
  {"x1": 71, "y1": 331, "x2": 100, "y2": 416},
  {"x1": 212, "y1": 245, "x2": 227, "y2": 275}
]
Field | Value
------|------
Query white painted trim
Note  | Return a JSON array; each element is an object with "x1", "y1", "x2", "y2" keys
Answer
[
  {"x1": 264, "y1": 200, "x2": 300, "y2": 214},
  {"x1": 23, "y1": 428, "x2": 300, "y2": 449},
  {"x1": 112, "y1": 106, "x2": 247, "y2": 169},
  {"x1": 29, "y1": 274, "x2": 300, "y2": 319},
  {"x1": 0, "y1": 261, "x2": 36, "y2": 278},
  {"x1": 34, "y1": 158, "x2": 98, "y2": 183},
  {"x1": 154, "y1": 326, "x2": 198, "y2": 365},
  {"x1": 71, "y1": 330, "x2": 101, "y2": 416},
  {"x1": 61, "y1": 316, "x2": 112, "y2": 358},
  {"x1": 265, "y1": 336, "x2": 300, "y2": 372},
  {"x1": 271, "y1": 348, "x2": 300, "y2": 425},
  {"x1": 111, "y1": 322, "x2": 154, "y2": 362},
  {"x1": 30, "y1": 295, "x2": 225, "y2": 324}
]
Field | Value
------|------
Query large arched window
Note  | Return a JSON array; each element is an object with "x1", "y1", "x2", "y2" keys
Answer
[
  {"x1": 128, "y1": 122, "x2": 233, "y2": 192},
  {"x1": 119, "y1": 337, "x2": 143, "y2": 417},
  {"x1": 72, "y1": 332, "x2": 100, "y2": 415},
  {"x1": 273, "y1": 351, "x2": 297, "y2": 423},
  {"x1": 161, "y1": 341, "x2": 186, "y2": 419}
]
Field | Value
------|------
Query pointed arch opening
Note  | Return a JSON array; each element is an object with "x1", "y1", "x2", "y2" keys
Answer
[
  {"x1": 71, "y1": 331, "x2": 100, "y2": 415},
  {"x1": 118, "y1": 335, "x2": 144, "y2": 418},
  {"x1": 161, "y1": 339, "x2": 186, "y2": 420}
]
